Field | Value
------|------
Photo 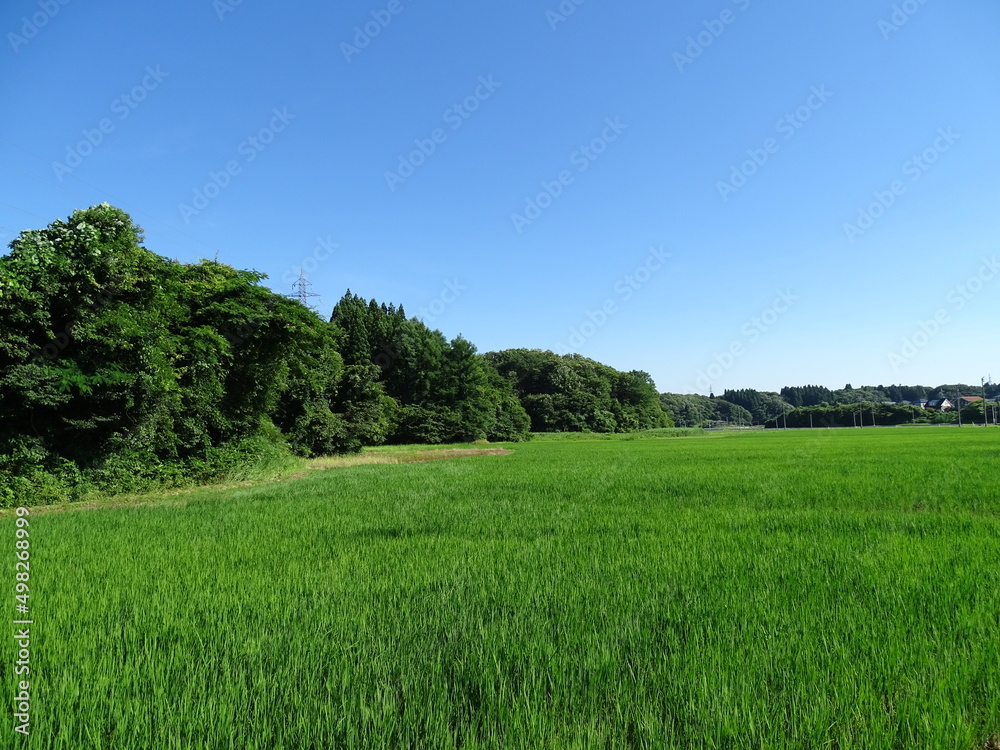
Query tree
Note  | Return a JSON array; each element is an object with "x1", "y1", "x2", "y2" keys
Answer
[
  {"x1": 720, "y1": 389, "x2": 791, "y2": 425},
  {"x1": 331, "y1": 292, "x2": 531, "y2": 443},
  {"x1": 959, "y1": 398, "x2": 988, "y2": 425},
  {"x1": 780, "y1": 385, "x2": 835, "y2": 407},
  {"x1": 659, "y1": 393, "x2": 751, "y2": 427},
  {"x1": 485, "y1": 349, "x2": 671, "y2": 433},
  {"x1": 0, "y1": 205, "x2": 346, "y2": 502}
]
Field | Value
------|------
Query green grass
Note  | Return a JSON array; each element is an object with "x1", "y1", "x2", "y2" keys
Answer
[
  {"x1": 529, "y1": 427, "x2": 707, "y2": 441},
  {"x1": 3, "y1": 429, "x2": 999, "y2": 748}
]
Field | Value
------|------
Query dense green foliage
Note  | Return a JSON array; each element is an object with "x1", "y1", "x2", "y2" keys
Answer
[
  {"x1": 0, "y1": 205, "x2": 330, "y2": 503},
  {"x1": 959, "y1": 398, "x2": 995, "y2": 424},
  {"x1": 779, "y1": 384, "x2": 836, "y2": 407},
  {"x1": 928, "y1": 383, "x2": 998, "y2": 400},
  {"x1": 719, "y1": 388, "x2": 792, "y2": 425},
  {"x1": 780, "y1": 382, "x2": 997, "y2": 406},
  {"x1": 331, "y1": 292, "x2": 531, "y2": 444},
  {"x1": 6, "y1": 429, "x2": 998, "y2": 748},
  {"x1": 779, "y1": 401, "x2": 997, "y2": 428},
  {"x1": 878, "y1": 383, "x2": 931, "y2": 402},
  {"x1": 484, "y1": 349, "x2": 672, "y2": 433},
  {"x1": 3, "y1": 206, "x2": 689, "y2": 503},
  {"x1": 774, "y1": 403, "x2": 947, "y2": 428},
  {"x1": 710, "y1": 385, "x2": 999, "y2": 426},
  {"x1": 658, "y1": 392, "x2": 753, "y2": 427}
]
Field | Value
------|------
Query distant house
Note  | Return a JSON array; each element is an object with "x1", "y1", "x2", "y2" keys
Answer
[
  {"x1": 958, "y1": 396, "x2": 983, "y2": 406},
  {"x1": 925, "y1": 399, "x2": 953, "y2": 411},
  {"x1": 907, "y1": 399, "x2": 928, "y2": 408}
]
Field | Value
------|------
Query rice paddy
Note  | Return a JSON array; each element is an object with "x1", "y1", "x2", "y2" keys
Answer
[{"x1": 3, "y1": 428, "x2": 999, "y2": 748}]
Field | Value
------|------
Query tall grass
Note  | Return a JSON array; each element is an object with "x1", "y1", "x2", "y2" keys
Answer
[
  {"x1": 3, "y1": 429, "x2": 998, "y2": 748},
  {"x1": 529, "y1": 427, "x2": 706, "y2": 441}
]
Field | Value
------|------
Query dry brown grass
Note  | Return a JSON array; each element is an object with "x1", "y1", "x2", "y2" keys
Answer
[{"x1": 306, "y1": 447, "x2": 511, "y2": 469}]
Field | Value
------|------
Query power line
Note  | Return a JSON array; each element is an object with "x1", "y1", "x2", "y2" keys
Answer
[{"x1": 291, "y1": 270, "x2": 321, "y2": 312}]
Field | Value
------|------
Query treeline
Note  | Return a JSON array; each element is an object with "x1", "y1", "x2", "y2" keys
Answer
[
  {"x1": 658, "y1": 393, "x2": 752, "y2": 428},
  {"x1": 780, "y1": 383, "x2": 998, "y2": 405},
  {"x1": 720, "y1": 389, "x2": 792, "y2": 425},
  {"x1": 0, "y1": 206, "x2": 672, "y2": 505},
  {"x1": 484, "y1": 349, "x2": 670, "y2": 433},
  {"x1": 659, "y1": 384, "x2": 998, "y2": 428},
  {"x1": 775, "y1": 403, "x2": 967, "y2": 429},
  {"x1": 656, "y1": 388, "x2": 791, "y2": 428},
  {"x1": 327, "y1": 292, "x2": 533, "y2": 446},
  {"x1": 778, "y1": 384, "x2": 927, "y2": 407}
]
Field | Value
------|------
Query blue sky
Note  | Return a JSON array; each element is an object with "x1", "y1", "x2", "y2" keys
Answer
[{"x1": 2, "y1": 0, "x2": 998, "y2": 394}]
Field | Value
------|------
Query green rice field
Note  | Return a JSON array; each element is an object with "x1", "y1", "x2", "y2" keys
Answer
[{"x1": 3, "y1": 428, "x2": 999, "y2": 748}]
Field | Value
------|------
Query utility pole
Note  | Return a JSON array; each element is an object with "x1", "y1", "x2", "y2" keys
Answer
[
  {"x1": 990, "y1": 375, "x2": 997, "y2": 425},
  {"x1": 982, "y1": 377, "x2": 989, "y2": 427},
  {"x1": 956, "y1": 388, "x2": 962, "y2": 427}
]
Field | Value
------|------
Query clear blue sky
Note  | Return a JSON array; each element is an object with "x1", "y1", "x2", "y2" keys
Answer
[{"x1": 3, "y1": 0, "x2": 998, "y2": 394}]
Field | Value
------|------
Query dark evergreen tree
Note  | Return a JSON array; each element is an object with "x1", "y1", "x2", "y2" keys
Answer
[{"x1": 331, "y1": 292, "x2": 531, "y2": 444}]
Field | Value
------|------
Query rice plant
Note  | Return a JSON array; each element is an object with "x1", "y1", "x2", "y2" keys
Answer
[{"x1": 3, "y1": 428, "x2": 998, "y2": 748}]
